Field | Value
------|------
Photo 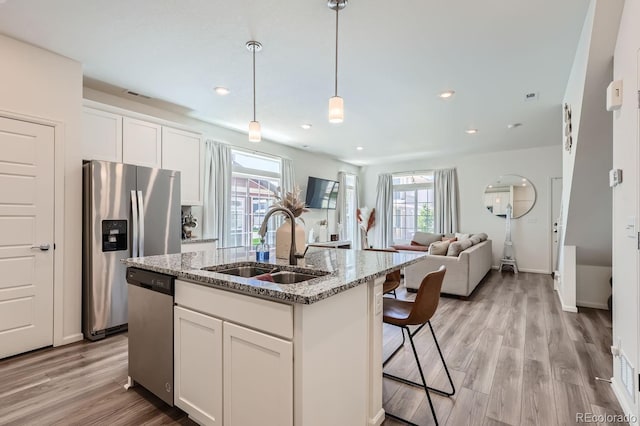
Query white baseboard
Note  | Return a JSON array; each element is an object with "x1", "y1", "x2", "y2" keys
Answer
[
  {"x1": 555, "y1": 287, "x2": 578, "y2": 312},
  {"x1": 56, "y1": 333, "x2": 83, "y2": 347},
  {"x1": 611, "y1": 377, "x2": 636, "y2": 419},
  {"x1": 370, "y1": 409, "x2": 385, "y2": 426},
  {"x1": 576, "y1": 300, "x2": 609, "y2": 310}
]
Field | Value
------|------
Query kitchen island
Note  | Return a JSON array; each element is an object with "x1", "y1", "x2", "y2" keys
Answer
[{"x1": 123, "y1": 247, "x2": 425, "y2": 426}]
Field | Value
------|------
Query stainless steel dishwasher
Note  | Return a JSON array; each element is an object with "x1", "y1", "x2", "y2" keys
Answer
[{"x1": 125, "y1": 267, "x2": 175, "y2": 406}]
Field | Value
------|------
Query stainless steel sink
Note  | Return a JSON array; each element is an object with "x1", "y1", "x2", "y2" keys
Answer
[
  {"x1": 207, "y1": 266, "x2": 275, "y2": 278},
  {"x1": 269, "y1": 271, "x2": 324, "y2": 284}
]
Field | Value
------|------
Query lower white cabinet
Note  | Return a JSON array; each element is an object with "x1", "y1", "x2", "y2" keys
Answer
[
  {"x1": 223, "y1": 322, "x2": 293, "y2": 426},
  {"x1": 174, "y1": 306, "x2": 223, "y2": 426},
  {"x1": 174, "y1": 300, "x2": 293, "y2": 426}
]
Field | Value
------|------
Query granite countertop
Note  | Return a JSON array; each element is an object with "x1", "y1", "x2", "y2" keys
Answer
[
  {"x1": 181, "y1": 237, "x2": 219, "y2": 244},
  {"x1": 122, "y1": 247, "x2": 426, "y2": 305}
]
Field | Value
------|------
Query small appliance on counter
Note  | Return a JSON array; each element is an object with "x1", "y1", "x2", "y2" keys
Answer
[{"x1": 181, "y1": 211, "x2": 198, "y2": 239}]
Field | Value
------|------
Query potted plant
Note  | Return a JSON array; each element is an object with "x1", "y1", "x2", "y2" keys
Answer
[{"x1": 357, "y1": 207, "x2": 375, "y2": 248}]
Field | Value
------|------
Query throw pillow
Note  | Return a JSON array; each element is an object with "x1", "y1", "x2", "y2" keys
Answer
[
  {"x1": 412, "y1": 232, "x2": 444, "y2": 246},
  {"x1": 455, "y1": 232, "x2": 470, "y2": 241},
  {"x1": 410, "y1": 240, "x2": 426, "y2": 246},
  {"x1": 441, "y1": 236, "x2": 458, "y2": 243},
  {"x1": 447, "y1": 239, "x2": 473, "y2": 256},
  {"x1": 428, "y1": 240, "x2": 450, "y2": 256},
  {"x1": 469, "y1": 235, "x2": 481, "y2": 245},
  {"x1": 475, "y1": 233, "x2": 488, "y2": 241}
]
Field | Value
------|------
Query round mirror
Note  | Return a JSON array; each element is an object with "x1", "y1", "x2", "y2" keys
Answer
[{"x1": 484, "y1": 175, "x2": 536, "y2": 218}]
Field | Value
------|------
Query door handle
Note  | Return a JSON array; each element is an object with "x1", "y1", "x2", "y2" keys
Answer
[{"x1": 31, "y1": 243, "x2": 50, "y2": 251}]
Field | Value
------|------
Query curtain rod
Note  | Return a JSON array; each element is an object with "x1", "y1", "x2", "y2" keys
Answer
[{"x1": 206, "y1": 139, "x2": 291, "y2": 161}]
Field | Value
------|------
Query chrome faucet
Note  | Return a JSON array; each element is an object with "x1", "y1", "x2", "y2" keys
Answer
[{"x1": 258, "y1": 207, "x2": 300, "y2": 265}]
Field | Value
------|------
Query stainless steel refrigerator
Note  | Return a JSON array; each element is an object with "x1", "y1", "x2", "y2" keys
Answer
[{"x1": 82, "y1": 160, "x2": 181, "y2": 340}]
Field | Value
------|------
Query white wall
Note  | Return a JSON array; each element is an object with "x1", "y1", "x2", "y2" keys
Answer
[
  {"x1": 83, "y1": 88, "x2": 360, "y2": 239},
  {"x1": 360, "y1": 145, "x2": 562, "y2": 273},
  {"x1": 0, "y1": 35, "x2": 83, "y2": 345},
  {"x1": 612, "y1": 0, "x2": 640, "y2": 417}
]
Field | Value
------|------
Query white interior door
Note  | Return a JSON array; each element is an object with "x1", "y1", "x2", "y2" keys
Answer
[{"x1": 0, "y1": 116, "x2": 54, "y2": 359}]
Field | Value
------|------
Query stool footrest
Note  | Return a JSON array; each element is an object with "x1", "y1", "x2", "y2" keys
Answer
[{"x1": 383, "y1": 372, "x2": 455, "y2": 397}]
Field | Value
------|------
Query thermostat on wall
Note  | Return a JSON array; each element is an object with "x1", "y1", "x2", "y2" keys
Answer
[{"x1": 606, "y1": 80, "x2": 623, "y2": 111}]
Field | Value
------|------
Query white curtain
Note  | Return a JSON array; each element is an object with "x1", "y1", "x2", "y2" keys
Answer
[
  {"x1": 434, "y1": 168, "x2": 459, "y2": 234},
  {"x1": 352, "y1": 174, "x2": 361, "y2": 249},
  {"x1": 336, "y1": 172, "x2": 360, "y2": 248},
  {"x1": 374, "y1": 173, "x2": 393, "y2": 248},
  {"x1": 281, "y1": 158, "x2": 295, "y2": 194},
  {"x1": 203, "y1": 140, "x2": 232, "y2": 247}
]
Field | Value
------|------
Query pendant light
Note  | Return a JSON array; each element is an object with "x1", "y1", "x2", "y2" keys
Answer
[
  {"x1": 328, "y1": 0, "x2": 347, "y2": 123},
  {"x1": 247, "y1": 40, "x2": 262, "y2": 142}
]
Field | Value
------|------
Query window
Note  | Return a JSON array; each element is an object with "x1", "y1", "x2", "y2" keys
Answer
[
  {"x1": 392, "y1": 173, "x2": 434, "y2": 243},
  {"x1": 230, "y1": 150, "x2": 282, "y2": 248},
  {"x1": 343, "y1": 174, "x2": 357, "y2": 243}
]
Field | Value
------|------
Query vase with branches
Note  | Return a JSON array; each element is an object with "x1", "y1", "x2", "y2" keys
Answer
[
  {"x1": 271, "y1": 186, "x2": 309, "y2": 258},
  {"x1": 357, "y1": 207, "x2": 375, "y2": 248}
]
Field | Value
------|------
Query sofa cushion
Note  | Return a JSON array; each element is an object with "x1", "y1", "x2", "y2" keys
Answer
[
  {"x1": 428, "y1": 240, "x2": 450, "y2": 255},
  {"x1": 413, "y1": 232, "x2": 444, "y2": 246},
  {"x1": 469, "y1": 235, "x2": 481, "y2": 245},
  {"x1": 391, "y1": 244, "x2": 429, "y2": 252},
  {"x1": 455, "y1": 232, "x2": 470, "y2": 241},
  {"x1": 447, "y1": 239, "x2": 473, "y2": 256}
]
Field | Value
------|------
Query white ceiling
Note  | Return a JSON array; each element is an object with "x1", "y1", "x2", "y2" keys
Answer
[{"x1": 0, "y1": 0, "x2": 589, "y2": 165}]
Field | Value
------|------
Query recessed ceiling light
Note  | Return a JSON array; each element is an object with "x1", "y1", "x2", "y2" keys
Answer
[
  {"x1": 507, "y1": 123, "x2": 523, "y2": 129},
  {"x1": 214, "y1": 86, "x2": 230, "y2": 96},
  {"x1": 465, "y1": 129, "x2": 478, "y2": 134},
  {"x1": 488, "y1": 185, "x2": 493, "y2": 188},
  {"x1": 439, "y1": 90, "x2": 455, "y2": 99},
  {"x1": 521, "y1": 178, "x2": 526, "y2": 182},
  {"x1": 301, "y1": 123, "x2": 312, "y2": 130},
  {"x1": 522, "y1": 183, "x2": 527, "y2": 186},
  {"x1": 356, "y1": 146, "x2": 364, "y2": 151}
]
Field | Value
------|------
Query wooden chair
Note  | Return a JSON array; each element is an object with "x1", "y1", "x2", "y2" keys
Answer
[
  {"x1": 382, "y1": 265, "x2": 455, "y2": 426},
  {"x1": 364, "y1": 248, "x2": 400, "y2": 297}
]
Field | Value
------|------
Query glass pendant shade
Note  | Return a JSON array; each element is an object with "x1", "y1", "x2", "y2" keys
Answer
[
  {"x1": 328, "y1": 96, "x2": 344, "y2": 123},
  {"x1": 248, "y1": 121, "x2": 261, "y2": 142}
]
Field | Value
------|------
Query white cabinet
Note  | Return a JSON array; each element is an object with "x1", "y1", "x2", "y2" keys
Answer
[
  {"x1": 122, "y1": 117, "x2": 162, "y2": 168},
  {"x1": 81, "y1": 107, "x2": 122, "y2": 162},
  {"x1": 175, "y1": 280, "x2": 294, "y2": 426},
  {"x1": 162, "y1": 127, "x2": 204, "y2": 205},
  {"x1": 223, "y1": 322, "x2": 293, "y2": 426},
  {"x1": 174, "y1": 306, "x2": 223, "y2": 426}
]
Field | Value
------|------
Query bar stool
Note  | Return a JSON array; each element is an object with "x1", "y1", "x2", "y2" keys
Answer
[
  {"x1": 382, "y1": 265, "x2": 455, "y2": 426},
  {"x1": 364, "y1": 248, "x2": 400, "y2": 298}
]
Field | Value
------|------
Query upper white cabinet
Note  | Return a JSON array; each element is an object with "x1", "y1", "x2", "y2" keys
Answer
[
  {"x1": 81, "y1": 108, "x2": 122, "y2": 162},
  {"x1": 162, "y1": 127, "x2": 204, "y2": 205},
  {"x1": 81, "y1": 102, "x2": 203, "y2": 205},
  {"x1": 122, "y1": 117, "x2": 162, "y2": 168}
]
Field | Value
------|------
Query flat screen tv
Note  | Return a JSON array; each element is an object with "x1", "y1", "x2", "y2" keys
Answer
[{"x1": 305, "y1": 176, "x2": 339, "y2": 209}]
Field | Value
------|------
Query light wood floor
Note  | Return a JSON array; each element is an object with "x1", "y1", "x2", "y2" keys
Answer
[{"x1": 0, "y1": 271, "x2": 621, "y2": 426}]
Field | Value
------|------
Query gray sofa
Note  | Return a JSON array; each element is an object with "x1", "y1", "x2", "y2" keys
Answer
[{"x1": 400, "y1": 234, "x2": 492, "y2": 297}]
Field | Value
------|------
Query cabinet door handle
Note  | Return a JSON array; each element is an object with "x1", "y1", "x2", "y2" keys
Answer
[{"x1": 31, "y1": 243, "x2": 50, "y2": 251}]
